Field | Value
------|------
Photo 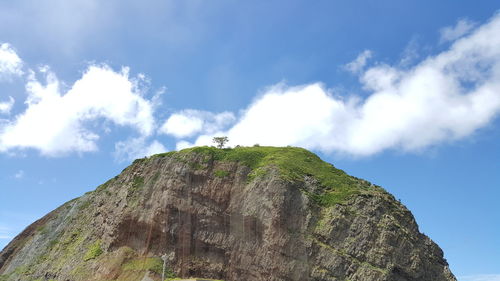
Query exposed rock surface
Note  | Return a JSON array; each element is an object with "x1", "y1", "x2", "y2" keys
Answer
[{"x1": 0, "y1": 146, "x2": 456, "y2": 281}]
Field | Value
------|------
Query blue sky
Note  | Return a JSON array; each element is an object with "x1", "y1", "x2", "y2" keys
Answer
[{"x1": 0, "y1": 1, "x2": 499, "y2": 280}]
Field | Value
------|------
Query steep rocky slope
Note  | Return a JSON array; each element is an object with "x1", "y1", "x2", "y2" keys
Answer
[{"x1": 0, "y1": 146, "x2": 456, "y2": 281}]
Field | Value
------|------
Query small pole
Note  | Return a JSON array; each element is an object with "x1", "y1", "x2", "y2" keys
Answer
[{"x1": 161, "y1": 254, "x2": 168, "y2": 281}]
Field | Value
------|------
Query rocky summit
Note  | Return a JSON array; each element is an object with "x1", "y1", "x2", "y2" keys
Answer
[{"x1": 0, "y1": 146, "x2": 456, "y2": 281}]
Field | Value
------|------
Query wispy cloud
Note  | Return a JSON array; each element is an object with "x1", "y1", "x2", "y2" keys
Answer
[
  {"x1": 114, "y1": 137, "x2": 166, "y2": 162},
  {"x1": 440, "y1": 18, "x2": 477, "y2": 43},
  {"x1": 0, "y1": 96, "x2": 15, "y2": 115},
  {"x1": 0, "y1": 226, "x2": 12, "y2": 240},
  {"x1": 0, "y1": 43, "x2": 23, "y2": 79},
  {"x1": 14, "y1": 170, "x2": 24, "y2": 179},
  {"x1": 344, "y1": 50, "x2": 372, "y2": 74},
  {"x1": 460, "y1": 274, "x2": 500, "y2": 281},
  {"x1": 173, "y1": 13, "x2": 500, "y2": 156},
  {"x1": 0, "y1": 0, "x2": 111, "y2": 56},
  {"x1": 0, "y1": 1, "x2": 209, "y2": 57}
]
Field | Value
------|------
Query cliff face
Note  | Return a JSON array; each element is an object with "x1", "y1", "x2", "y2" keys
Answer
[{"x1": 0, "y1": 146, "x2": 456, "y2": 281}]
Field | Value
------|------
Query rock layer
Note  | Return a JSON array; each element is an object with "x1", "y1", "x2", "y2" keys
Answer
[{"x1": 0, "y1": 146, "x2": 456, "y2": 281}]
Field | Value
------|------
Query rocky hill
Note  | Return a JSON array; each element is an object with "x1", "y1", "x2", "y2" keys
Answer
[{"x1": 0, "y1": 146, "x2": 456, "y2": 281}]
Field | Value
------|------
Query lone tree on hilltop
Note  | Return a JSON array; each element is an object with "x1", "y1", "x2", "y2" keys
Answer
[{"x1": 213, "y1": 136, "x2": 229, "y2": 149}]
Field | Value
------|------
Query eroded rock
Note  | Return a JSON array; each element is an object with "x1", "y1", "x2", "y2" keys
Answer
[{"x1": 0, "y1": 146, "x2": 456, "y2": 281}]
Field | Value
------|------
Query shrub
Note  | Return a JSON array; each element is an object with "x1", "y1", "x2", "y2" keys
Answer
[
  {"x1": 214, "y1": 170, "x2": 230, "y2": 178},
  {"x1": 83, "y1": 240, "x2": 103, "y2": 261}
]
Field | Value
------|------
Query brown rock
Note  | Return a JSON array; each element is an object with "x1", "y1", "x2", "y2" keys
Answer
[{"x1": 0, "y1": 146, "x2": 456, "y2": 281}]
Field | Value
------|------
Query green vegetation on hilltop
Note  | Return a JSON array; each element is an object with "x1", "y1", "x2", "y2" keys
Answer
[{"x1": 150, "y1": 146, "x2": 372, "y2": 206}]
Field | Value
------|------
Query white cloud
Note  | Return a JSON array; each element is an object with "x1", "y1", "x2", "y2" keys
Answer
[
  {"x1": 179, "y1": 13, "x2": 500, "y2": 156},
  {"x1": 0, "y1": 97, "x2": 15, "y2": 114},
  {"x1": 440, "y1": 18, "x2": 477, "y2": 43},
  {"x1": 114, "y1": 137, "x2": 166, "y2": 162},
  {"x1": 14, "y1": 170, "x2": 24, "y2": 179},
  {"x1": 159, "y1": 109, "x2": 235, "y2": 138},
  {"x1": 160, "y1": 111, "x2": 203, "y2": 138},
  {"x1": 344, "y1": 50, "x2": 372, "y2": 74},
  {"x1": 400, "y1": 37, "x2": 421, "y2": 67},
  {"x1": 175, "y1": 140, "x2": 193, "y2": 150},
  {"x1": 0, "y1": 65, "x2": 156, "y2": 156},
  {"x1": 460, "y1": 274, "x2": 500, "y2": 281},
  {"x1": 0, "y1": 43, "x2": 23, "y2": 78}
]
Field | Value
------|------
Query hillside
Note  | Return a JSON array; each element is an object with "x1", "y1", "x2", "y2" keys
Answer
[{"x1": 0, "y1": 146, "x2": 456, "y2": 281}]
